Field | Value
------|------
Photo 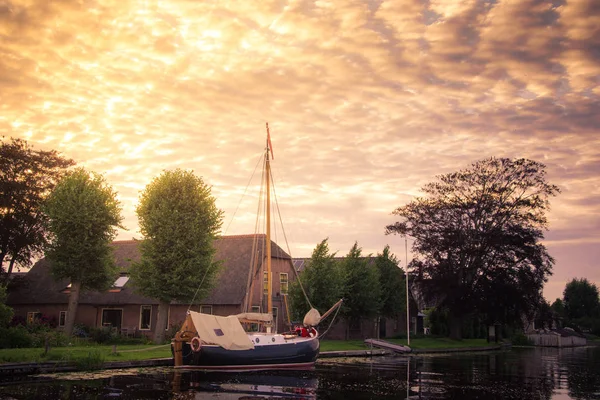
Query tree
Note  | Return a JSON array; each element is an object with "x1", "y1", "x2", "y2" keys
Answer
[
  {"x1": 340, "y1": 242, "x2": 381, "y2": 338},
  {"x1": 0, "y1": 285, "x2": 13, "y2": 328},
  {"x1": 44, "y1": 168, "x2": 123, "y2": 336},
  {"x1": 130, "y1": 169, "x2": 223, "y2": 344},
  {"x1": 0, "y1": 138, "x2": 74, "y2": 282},
  {"x1": 551, "y1": 298, "x2": 565, "y2": 322},
  {"x1": 289, "y1": 238, "x2": 344, "y2": 321},
  {"x1": 375, "y1": 245, "x2": 406, "y2": 318},
  {"x1": 387, "y1": 158, "x2": 559, "y2": 339},
  {"x1": 563, "y1": 278, "x2": 600, "y2": 323}
]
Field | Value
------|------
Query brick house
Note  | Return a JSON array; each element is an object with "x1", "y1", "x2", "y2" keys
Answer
[{"x1": 6, "y1": 234, "x2": 295, "y2": 340}]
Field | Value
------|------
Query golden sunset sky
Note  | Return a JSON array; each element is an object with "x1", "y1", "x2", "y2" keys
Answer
[{"x1": 2, "y1": 0, "x2": 599, "y2": 301}]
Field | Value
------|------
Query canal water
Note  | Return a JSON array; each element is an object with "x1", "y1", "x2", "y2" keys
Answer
[{"x1": 1, "y1": 346, "x2": 599, "y2": 399}]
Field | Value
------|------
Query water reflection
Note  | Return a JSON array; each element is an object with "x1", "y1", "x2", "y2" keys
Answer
[{"x1": 0, "y1": 346, "x2": 599, "y2": 399}]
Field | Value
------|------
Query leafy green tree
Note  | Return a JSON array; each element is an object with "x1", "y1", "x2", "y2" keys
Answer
[
  {"x1": 375, "y1": 245, "x2": 405, "y2": 318},
  {"x1": 340, "y1": 242, "x2": 381, "y2": 338},
  {"x1": 387, "y1": 158, "x2": 559, "y2": 339},
  {"x1": 289, "y1": 238, "x2": 344, "y2": 321},
  {"x1": 0, "y1": 285, "x2": 13, "y2": 328},
  {"x1": 0, "y1": 138, "x2": 74, "y2": 282},
  {"x1": 563, "y1": 278, "x2": 600, "y2": 332},
  {"x1": 44, "y1": 168, "x2": 123, "y2": 336},
  {"x1": 130, "y1": 169, "x2": 223, "y2": 343}
]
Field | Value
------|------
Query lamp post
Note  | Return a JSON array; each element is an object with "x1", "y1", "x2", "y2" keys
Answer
[{"x1": 405, "y1": 236, "x2": 410, "y2": 346}]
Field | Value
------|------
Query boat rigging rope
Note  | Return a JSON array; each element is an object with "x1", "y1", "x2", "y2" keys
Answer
[
  {"x1": 188, "y1": 149, "x2": 265, "y2": 313},
  {"x1": 269, "y1": 170, "x2": 314, "y2": 310},
  {"x1": 317, "y1": 301, "x2": 343, "y2": 339}
]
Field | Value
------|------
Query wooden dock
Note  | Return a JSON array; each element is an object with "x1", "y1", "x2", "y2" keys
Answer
[{"x1": 364, "y1": 339, "x2": 411, "y2": 353}]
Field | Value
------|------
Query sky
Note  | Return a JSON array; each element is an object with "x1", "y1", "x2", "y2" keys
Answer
[{"x1": 1, "y1": 0, "x2": 599, "y2": 302}]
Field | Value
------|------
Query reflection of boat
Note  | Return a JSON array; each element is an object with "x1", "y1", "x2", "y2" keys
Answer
[
  {"x1": 172, "y1": 124, "x2": 341, "y2": 372},
  {"x1": 179, "y1": 371, "x2": 318, "y2": 399}
]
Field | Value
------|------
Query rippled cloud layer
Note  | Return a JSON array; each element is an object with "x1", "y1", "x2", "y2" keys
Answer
[{"x1": 2, "y1": 0, "x2": 599, "y2": 300}]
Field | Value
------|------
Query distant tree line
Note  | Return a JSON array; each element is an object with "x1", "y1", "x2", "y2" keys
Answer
[{"x1": 548, "y1": 278, "x2": 600, "y2": 335}]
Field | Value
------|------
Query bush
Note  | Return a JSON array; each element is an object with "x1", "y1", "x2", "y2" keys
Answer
[
  {"x1": 88, "y1": 327, "x2": 118, "y2": 344},
  {"x1": 0, "y1": 325, "x2": 33, "y2": 349},
  {"x1": 511, "y1": 332, "x2": 533, "y2": 346}
]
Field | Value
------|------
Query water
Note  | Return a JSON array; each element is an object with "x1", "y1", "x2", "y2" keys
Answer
[{"x1": 1, "y1": 346, "x2": 599, "y2": 399}]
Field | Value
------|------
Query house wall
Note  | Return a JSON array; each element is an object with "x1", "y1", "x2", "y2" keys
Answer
[
  {"x1": 320, "y1": 315, "x2": 408, "y2": 340},
  {"x1": 245, "y1": 257, "x2": 295, "y2": 332}
]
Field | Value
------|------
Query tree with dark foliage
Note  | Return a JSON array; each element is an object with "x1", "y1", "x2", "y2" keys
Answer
[
  {"x1": 340, "y1": 242, "x2": 381, "y2": 338},
  {"x1": 0, "y1": 138, "x2": 74, "y2": 282},
  {"x1": 387, "y1": 158, "x2": 559, "y2": 339},
  {"x1": 563, "y1": 278, "x2": 600, "y2": 334}
]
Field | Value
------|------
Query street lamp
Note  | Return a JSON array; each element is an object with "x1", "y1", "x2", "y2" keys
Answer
[{"x1": 405, "y1": 235, "x2": 410, "y2": 346}]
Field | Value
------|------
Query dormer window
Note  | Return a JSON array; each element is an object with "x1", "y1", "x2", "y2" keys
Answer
[{"x1": 61, "y1": 275, "x2": 130, "y2": 293}]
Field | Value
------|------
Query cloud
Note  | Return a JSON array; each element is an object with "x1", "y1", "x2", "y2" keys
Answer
[{"x1": 2, "y1": 0, "x2": 599, "y2": 298}]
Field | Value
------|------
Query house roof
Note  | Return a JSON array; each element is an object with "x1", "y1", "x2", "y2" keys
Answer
[{"x1": 7, "y1": 234, "x2": 291, "y2": 307}]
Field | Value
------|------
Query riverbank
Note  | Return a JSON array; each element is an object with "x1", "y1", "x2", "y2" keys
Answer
[{"x1": 0, "y1": 337, "x2": 507, "y2": 376}]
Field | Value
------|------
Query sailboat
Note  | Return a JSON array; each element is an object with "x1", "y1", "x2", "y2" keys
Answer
[{"x1": 172, "y1": 124, "x2": 342, "y2": 372}]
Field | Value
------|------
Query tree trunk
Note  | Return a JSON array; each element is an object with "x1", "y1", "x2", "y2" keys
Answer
[
  {"x1": 64, "y1": 280, "x2": 81, "y2": 337},
  {"x1": 154, "y1": 301, "x2": 170, "y2": 344},
  {"x1": 449, "y1": 313, "x2": 462, "y2": 340},
  {"x1": 6, "y1": 255, "x2": 17, "y2": 281}
]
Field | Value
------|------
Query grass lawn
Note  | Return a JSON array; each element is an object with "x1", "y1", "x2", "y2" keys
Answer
[
  {"x1": 387, "y1": 337, "x2": 493, "y2": 349},
  {"x1": 0, "y1": 337, "x2": 497, "y2": 365},
  {"x1": 0, "y1": 344, "x2": 172, "y2": 364},
  {"x1": 320, "y1": 340, "x2": 369, "y2": 352}
]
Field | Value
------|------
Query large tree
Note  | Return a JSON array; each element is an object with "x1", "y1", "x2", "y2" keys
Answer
[
  {"x1": 44, "y1": 168, "x2": 123, "y2": 336},
  {"x1": 563, "y1": 278, "x2": 600, "y2": 322},
  {"x1": 386, "y1": 158, "x2": 559, "y2": 339},
  {"x1": 340, "y1": 242, "x2": 381, "y2": 338},
  {"x1": 289, "y1": 238, "x2": 345, "y2": 321},
  {"x1": 0, "y1": 138, "x2": 74, "y2": 282},
  {"x1": 376, "y1": 245, "x2": 406, "y2": 319},
  {"x1": 130, "y1": 169, "x2": 223, "y2": 344}
]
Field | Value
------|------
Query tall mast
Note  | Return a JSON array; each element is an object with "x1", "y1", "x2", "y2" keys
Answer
[{"x1": 265, "y1": 123, "x2": 273, "y2": 332}]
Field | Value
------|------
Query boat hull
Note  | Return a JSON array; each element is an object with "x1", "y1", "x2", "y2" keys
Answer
[{"x1": 174, "y1": 336, "x2": 320, "y2": 372}]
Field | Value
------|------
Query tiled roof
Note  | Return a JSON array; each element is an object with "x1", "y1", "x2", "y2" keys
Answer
[{"x1": 7, "y1": 235, "x2": 290, "y2": 307}]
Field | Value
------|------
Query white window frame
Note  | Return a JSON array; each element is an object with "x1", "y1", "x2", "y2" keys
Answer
[
  {"x1": 59, "y1": 311, "x2": 67, "y2": 327},
  {"x1": 139, "y1": 305, "x2": 152, "y2": 330},
  {"x1": 272, "y1": 307, "x2": 278, "y2": 332},
  {"x1": 279, "y1": 273, "x2": 289, "y2": 295}
]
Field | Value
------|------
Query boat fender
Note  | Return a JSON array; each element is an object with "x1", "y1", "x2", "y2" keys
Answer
[
  {"x1": 309, "y1": 328, "x2": 317, "y2": 337},
  {"x1": 190, "y1": 337, "x2": 202, "y2": 352}
]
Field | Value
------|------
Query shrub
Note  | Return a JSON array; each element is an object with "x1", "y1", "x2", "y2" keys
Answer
[
  {"x1": 88, "y1": 327, "x2": 117, "y2": 344},
  {"x1": 511, "y1": 332, "x2": 533, "y2": 346},
  {"x1": 0, "y1": 325, "x2": 33, "y2": 348}
]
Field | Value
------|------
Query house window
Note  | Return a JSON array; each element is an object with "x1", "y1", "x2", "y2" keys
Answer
[
  {"x1": 109, "y1": 276, "x2": 130, "y2": 293},
  {"x1": 27, "y1": 312, "x2": 41, "y2": 324},
  {"x1": 250, "y1": 306, "x2": 261, "y2": 332},
  {"x1": 200, "y1": 305, "x2": 213, "y2": 315},
  {"x1": 272, "y1": 307, "x2": 278, "y2": 332},
  {"x1": 139, "y1": 305, "x2": 151, "y2": 330},
  {"x1": 263, "y1": 271, "x2": 269, "y2": 295},
  {"x1": 102, "y1": 309, "x2": 123, "y2": 330},
  {"x1": 280, "y1": 273, "x2": 288, "y2": 295},
  {"x1": 59, "y1": 311, "x2": 67, "y2": 327}
]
